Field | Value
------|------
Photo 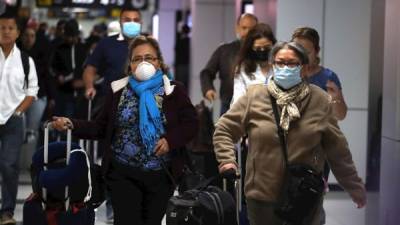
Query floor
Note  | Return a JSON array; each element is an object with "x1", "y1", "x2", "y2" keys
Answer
[{"x1": 1, "y1": 172, "x2": 379, "y2": 225}]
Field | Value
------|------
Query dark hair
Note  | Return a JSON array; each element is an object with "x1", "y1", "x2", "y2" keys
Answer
[
  {"x1": 120, "y1": 6, "x2": 142, "y2": 20},
  {"x1": 64, "y1": 19, "x2": 79, "y2": 37},
  {"x1": 234, "y1": 23, "x2": 276, "y2": 78},
  {"x1": 56, "y1": 19, "x2": 67, "y2": 28},
  {"x1": 0, "y1": 10, "x2": 21, "y2": 31},
  {"x1": 236, "y1": 13, "x2": 258, "y2": 25},
  {"x1": 270, "y1": 41, "x2": 309, "y2": 65},
  {"x1": 291, "y1": 27, "x2": 320, "y2": 52},
  {"x1": 124, "y1": 35, "x2": 169, "y2": 75}
]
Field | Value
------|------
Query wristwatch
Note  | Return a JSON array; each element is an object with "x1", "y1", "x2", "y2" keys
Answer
[{"x1": 13, "y1": 111, "x2": 22, "y2": 117}]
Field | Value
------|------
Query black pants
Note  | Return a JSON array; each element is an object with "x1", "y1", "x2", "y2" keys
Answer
[{"x1": 107, "y1": 160, "x2": 174, "y2": 225}]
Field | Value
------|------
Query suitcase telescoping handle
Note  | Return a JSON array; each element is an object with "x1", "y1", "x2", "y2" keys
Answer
[
  {"x1": 85, "y1": 99, "x2": 92, "y2": 154},
  {"x1": 221, "y1": 168, "x2": 241, "y2": 225},
  {"x1": 79, "y1": 99, "x2": 99, "y2": 164},
  {"x1": 43, "y1": 121, "x2": 72, "y2": 211}
]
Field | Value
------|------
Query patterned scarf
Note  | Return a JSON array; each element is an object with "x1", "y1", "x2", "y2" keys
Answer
[
  {"x1": 267, "y1": 79, "x2": 310, "y2": 131},
  {"x1": 129, "y1": 70, "x2": 165, "y2": 155}
]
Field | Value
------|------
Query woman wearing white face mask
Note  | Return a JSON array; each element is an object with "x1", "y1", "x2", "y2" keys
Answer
[
  {"x1": 51, "y1": 35, "x2": 198, "y2": 225},
  {"x1": 213, "y1": 42, "x2": 366, "y2": 225}
]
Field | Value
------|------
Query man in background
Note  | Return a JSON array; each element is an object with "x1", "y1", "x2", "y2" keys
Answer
[{"x1": 200, "y1": 13, "x2": 257, "y2": 115}]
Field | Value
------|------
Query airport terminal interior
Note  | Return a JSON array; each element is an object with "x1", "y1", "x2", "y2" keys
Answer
[{"x1": 0, "y1": 0, "x2": 399, "y2": 224}]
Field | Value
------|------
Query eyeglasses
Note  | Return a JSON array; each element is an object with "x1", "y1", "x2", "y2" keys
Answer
[
  {"x1": 131, "y1": 55, "x2": 158, "y2": 64},
  {"x1": 273, "y1": 61, "x2": 301, "y2": 68}
]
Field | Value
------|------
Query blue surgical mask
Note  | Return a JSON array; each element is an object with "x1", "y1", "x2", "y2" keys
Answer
[
  {"x1": 122, "y1": 21, "x2": 141, "y2": 38},
  {"x1": 273, "y1": 65, "x2": 302, "y2": 89}
]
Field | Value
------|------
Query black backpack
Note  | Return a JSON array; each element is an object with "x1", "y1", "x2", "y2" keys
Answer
[
  {"x1": 20, "y1": 50, "x2": 30, "y2": 89},
  {"x1": 166, "y1": 178, "x2": 237, "y2": 225}
]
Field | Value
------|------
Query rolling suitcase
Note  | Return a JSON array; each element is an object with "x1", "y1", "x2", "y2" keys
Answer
[
  {"x1": 79, "y1": 99, "x2": 100, "y2": 165},
  {"x1": 23, "y1": 122, "x2": 95, "y2": 225}
]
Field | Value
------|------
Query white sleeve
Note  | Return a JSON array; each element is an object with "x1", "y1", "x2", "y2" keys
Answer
[
  {"x1": 231, "y1": 73, "x2": 247, "y2": 106},
  {"x1": 25, "y1": 57, "x2": 39, "y2": 98}
]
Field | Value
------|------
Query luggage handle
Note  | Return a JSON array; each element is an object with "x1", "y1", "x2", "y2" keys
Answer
[
  {"x1": 79, "y1": 99, "x2": 99, "y2": 164},
  {"x1": 43, "y1": 122, "x2": 72, "y2": 211}
]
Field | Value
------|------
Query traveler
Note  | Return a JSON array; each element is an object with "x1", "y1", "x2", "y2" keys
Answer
[
  {"x1": 200, "y1": 13, "x2": 257, "y2": 115},
  {"x1": 52, "y1": 35, "x2": 198, "y2": 225},
  {"x1": 231, "y1": 23, "x2": 276, "y2": 105},
  {"x1": 0, "y1": 12, "x2": 39, "y2": 225},
  {"x1": 214, "y1": 42, "x2": 366, "y2": 225}
]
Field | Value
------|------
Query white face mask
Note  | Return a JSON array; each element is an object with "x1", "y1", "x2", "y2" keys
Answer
[{"x1": 134, "y1": 61, "x2": 157, "y2": 81}]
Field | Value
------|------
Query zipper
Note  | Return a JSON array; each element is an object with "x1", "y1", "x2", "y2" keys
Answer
[
  {"x1": 203, "y1": 191, "x2": 221, "y2": 224},
  {"x1": 211, "y1": 192, "x2": 224, "y2": 224}
]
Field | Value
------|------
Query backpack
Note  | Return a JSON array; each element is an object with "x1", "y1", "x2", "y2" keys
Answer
[{"x1": 20, "y1": 50, "x2": 30, "y2": 89}]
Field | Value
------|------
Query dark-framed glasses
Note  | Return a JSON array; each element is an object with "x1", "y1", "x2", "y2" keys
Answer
[
  {"x1": 131, "y1": 55, "x2": 158, "y2": 64},
  {"x1": 273, "y1": 61, "x2": 301, "y2": 68}
]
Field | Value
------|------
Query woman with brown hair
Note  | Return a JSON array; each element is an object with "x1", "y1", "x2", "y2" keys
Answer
[
  {"x1": 231, "y1": 23, "x2": 277, "y2": 105},
  {"x1": 292, "y1": 27, "x2": 347, "y2": 120},
  {"x1": 52, "y1": 35, "x2": 198, "y2": 225}
]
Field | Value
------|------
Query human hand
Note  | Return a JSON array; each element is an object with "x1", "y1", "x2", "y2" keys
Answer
[
  {"x1": 326, "y1": 80, "x2": 341, "y2": 101},
  {"x1": 219, "y1": 163, "x2": 237, "y2": 174},
  {"x1": 57, "y1": 75, "x2": 65, "y2": 85},
  {"x1": 52, "y1": 116, "x2": 73, "y2": 131},
  {"x1": 351, "y1": 186, "x2": 367, "y2": 209},
  {"x1": 205, "y1": 90, "x2": 217, "y2": 102},
  {"x1": 154, "y1": 138, "x2": 170, "y2": 157},
  {"x1": 85, "y1": 87, "x2": 96, "y2": 99}
]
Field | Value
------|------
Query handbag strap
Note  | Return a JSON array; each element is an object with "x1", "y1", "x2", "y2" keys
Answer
[{"x1": 269, "y1": 95, "x2": 289, "y2": 166}]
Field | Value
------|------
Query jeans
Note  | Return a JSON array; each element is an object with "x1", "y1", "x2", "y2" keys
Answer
[
  {"x1": 25, "y1": 97, "x2": 47, "y2": 135},
  {"x1": 0, "y1": 115, "x2": 24, "y2": 215}
]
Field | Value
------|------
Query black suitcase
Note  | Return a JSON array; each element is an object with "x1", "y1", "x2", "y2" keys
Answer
[{"x1": 166, "y1": 176, "x2": 238, "y2": 225}]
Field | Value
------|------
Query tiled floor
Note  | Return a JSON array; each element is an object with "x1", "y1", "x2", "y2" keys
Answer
[{"x1": 2, "y1": 173, "x2": 377, "y2": 225}]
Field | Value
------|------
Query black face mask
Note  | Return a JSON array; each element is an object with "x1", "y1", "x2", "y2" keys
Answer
[{"x1": 249, "y1": 48, "x2": 270, "y2": 62}]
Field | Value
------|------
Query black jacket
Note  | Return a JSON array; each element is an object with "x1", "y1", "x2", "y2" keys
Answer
[
  {"x1": 50, "y1": 41, "x2": 88, "y2": 93},
  {"x1": 200, "y1": 40, "x2": 241, "y2": 105}
]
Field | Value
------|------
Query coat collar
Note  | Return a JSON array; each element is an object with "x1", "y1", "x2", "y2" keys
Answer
[{"x1": 111, "y1": 75, "x2": 175, "y2": 95}]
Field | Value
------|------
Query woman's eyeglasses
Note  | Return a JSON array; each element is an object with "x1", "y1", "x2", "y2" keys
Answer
[
  {"x1": 273, "y1": 61, "x2": 301, "y2": 68},
  {"x1": 131, "y1": 55, "x2": 158, "y2": 64}
]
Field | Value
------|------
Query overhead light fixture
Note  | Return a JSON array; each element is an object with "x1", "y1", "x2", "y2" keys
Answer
[
  {"x1": 62, "y1": 7, "x2": 89, "y2": 13},
  {"x1": 152, "y1": 14, "x2": 159, "y2": 40}
]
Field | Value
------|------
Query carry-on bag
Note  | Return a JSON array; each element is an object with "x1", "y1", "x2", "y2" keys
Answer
[
  {"x1": 165, "y1": 170, "x2": 238, "y2": 225},
  {"x1": 23, "y1": 123, "x2": 95, "y2": 225}
]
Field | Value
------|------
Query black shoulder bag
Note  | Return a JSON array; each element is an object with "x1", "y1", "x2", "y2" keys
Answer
[{"x1": 270, "y1": 95, "x2": 325, "y2": 225}]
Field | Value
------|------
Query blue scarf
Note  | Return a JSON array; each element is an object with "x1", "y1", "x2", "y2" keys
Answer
[{"x1": 129, "y1": 70, "x2": 165, "y2": 155}]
